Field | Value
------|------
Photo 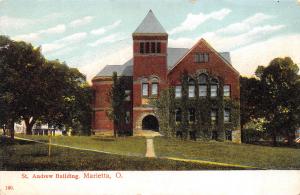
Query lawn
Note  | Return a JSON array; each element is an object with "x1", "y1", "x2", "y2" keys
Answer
[
  {"x1": 16, "y1": 134, "x2": 146, "y2": 157},
  {"x1": 0, "y1": 137, "x2": 241, "y2": 170},
  {"x1": 154, "y1": 137, "x2": 300, "y2": 169}
]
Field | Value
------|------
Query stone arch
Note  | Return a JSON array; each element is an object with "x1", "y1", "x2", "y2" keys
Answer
[
  {"x1": 142, "y1": 115, "x2": 159, "y2": 131},
  {"x1": 135, "y1": 112, "x2": 159, "y2": 131}
]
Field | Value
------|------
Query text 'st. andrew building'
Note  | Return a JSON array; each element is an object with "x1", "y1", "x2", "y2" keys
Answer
[{"x1": 92, "y1": 10, "x2": 241, "y2": 142}]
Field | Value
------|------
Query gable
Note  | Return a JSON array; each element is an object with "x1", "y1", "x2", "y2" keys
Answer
[{"x1": 168, "y1": 38, "x2": 239, "y2": 76}]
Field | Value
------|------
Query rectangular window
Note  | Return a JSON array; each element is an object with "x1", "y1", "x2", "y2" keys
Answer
[
  {"x1": 145, "y1": 42, "x2": 150, "y2": 53},
  {"x1": 175, "y1": 86, "x2": 182, "y2": 98},
  {"x1": 156, "y1": 42, "x2": 161, "y2": 53},
  {"x1": 199, "y1": 54, "x2": 204, "y2": 62},
  {"x1": 210, "y1": 85, "x2": 218, "y2": 97},
  {"x1": 189, "y1": 85, "x2": 195, "y2": 98},
  {"x1": 223, "y1": 85, "x2": 230, "y2": 97},
  {"x1": 195, "y1": 53, "x2": 209, "y2": 63},
  {"x1": 175, "y1": 109, "x2": 182, "y2": 122},
  {"x1": 189, "y1": 109, "x2": 195, "y2": 122},
  {"x1": 151, "y1": 83, "x2": 158, "y2": 96},
  {"x1": 224, "y1": 109, "x2": 230, "y2": 123},
  {"x1": 140, "y1": 42, "x2": 144, "y2": 54},
  {"x1": 142, "y1": 83, "x2": 148, "y2": 96},
  {"x1": 211, "y1": 110, "x2": 217, "y2": 124},
  {"x1": 151, "y1": 42, "x2": 156, "y2": 53},
  {"x1": 204, "y1": 53, "x2": 209, "y2": 62},
  {"x1": 125, "y1": 90, "x2": 131, "y2": 101},
  {"x1": 199, "y1": 85, "x2": 207, "y2": 97},
  {"x1": 125, "y1": 111, "x2": 130, "y2": 124}
]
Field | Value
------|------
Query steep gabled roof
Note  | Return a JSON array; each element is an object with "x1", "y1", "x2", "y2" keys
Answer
[
  {"x1": 93, "y1": 47, "x2": 234, "y2": 78},
  {"x1": 133, "y1": 10, "x2": 167, "y2": 35},
  {"x1": 168, "y1": 38, "x2": 239, "y2": 75},
  {"x1": 94, "y1": 48, "x2": 187, "y2": 78}
]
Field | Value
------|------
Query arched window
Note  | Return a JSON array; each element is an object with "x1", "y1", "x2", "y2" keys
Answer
[
  {"x1": 198, "y1": 74, "x2": 208, "y2": 97},
  {"x1": 188, "y1": 78, "x2": 195, "y2": 98},
  {"x1": 175, "y1": 108, "x2": 182, "y2": 122},
  {"x1": 151, "y1": 77, "x2": 159, "y2": 96},
  {"x1": 141, "y1": 78, "x2": 148, "y2": 97},
  {"x1": 210, "y1": 78, "x2": 219, "y2": 97}
]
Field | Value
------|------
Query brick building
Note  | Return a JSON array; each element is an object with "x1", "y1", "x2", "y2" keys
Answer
[{"x1": 92, "y1": 10, "x2": 241, "y2": 142}]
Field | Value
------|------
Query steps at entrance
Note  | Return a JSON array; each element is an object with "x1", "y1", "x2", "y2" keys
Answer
[{"x1": 134, "y1": 130, "x2": 162, "y2": 138}]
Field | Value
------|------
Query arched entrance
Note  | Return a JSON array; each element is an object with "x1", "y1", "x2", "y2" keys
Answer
[{"x1": 142, "y1": 115, "x2": 159, "y2": 131}]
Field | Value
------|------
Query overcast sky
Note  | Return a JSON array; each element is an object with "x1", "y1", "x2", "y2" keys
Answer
[{"x1": 1, "y1": 0, "x2": 300, "y2": 81}]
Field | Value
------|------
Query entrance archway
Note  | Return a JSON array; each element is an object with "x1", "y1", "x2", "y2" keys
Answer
[{"x1": 142, "y1": 115, "x2": 159, "y2": 131}]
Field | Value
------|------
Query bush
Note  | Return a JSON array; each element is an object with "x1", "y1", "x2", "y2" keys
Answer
[{"x1": 242, "y1": 128, "x2": 264, "y2": 143}]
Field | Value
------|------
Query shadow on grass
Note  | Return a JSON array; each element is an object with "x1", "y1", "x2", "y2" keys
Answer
[{"x1": 1, "y1": 136, "x2": 39, "y2": 146}]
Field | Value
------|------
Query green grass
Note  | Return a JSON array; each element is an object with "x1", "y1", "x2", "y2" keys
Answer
[
  {"x1": 0, "y1": 138, "x2": 241, "y2": 170},
  {"x1": 154, "y1": 137, "x2": 300, "y2": 169},
  {"x1": 16, "y1": 134, "x2": 146, "y2": 157}
]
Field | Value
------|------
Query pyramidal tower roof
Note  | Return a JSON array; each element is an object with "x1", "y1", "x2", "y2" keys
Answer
[{"x1": 133, "y1": 10, "x2": 167, "y2": 35}]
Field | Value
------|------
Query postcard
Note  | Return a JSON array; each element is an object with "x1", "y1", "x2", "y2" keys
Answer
[{"x1": 1, "y1": 0, "x2": 300, "y2": 194}]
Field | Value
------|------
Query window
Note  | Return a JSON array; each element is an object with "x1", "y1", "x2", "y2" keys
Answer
[
  {"x1": 189, "y1": 108, "x2": 195, "y2": 122},
  {"x1": 188, "y1": 79, "x2": 195, "y2": 98},
  {"x1": 198, "y1": 74, "x2": 207, "y2": 97},
  {"x1": 225, "y1": 130, "x2": 232, "y2": 141},
  {"x1": 151, "y1": 83, "x2": 158, "y2": 96},
  {"x1": 204, "y1": 53, "x2": 209, "y2": 62},
  {"x1": 125, "y1": 111, "x2": 130, "y2": 124},
  {"x1": 199, "y1": 85, "x2": 207, "y2": 97},
  {"x1": 189, "y1": 85, "x2": 195, "y2": 98},
  {"x1": 223, "y1": 85, "x2": 230, "y2": 97},
  {"x1": 198, "y1": 74, "x2": 207, "y2": 84},
  {"x1": 175, "y1": 109, "x2": 182, "y2": 122},
  {"x1": 125, "y1": 90, "x2": 131, "y2": 101},
  {"x1": 210, "y1": 85, "x2": 218, "y2": 97},
  {"x1": 175, "y1": 86, "x2": 182, "y2": 98},
  {"x1": 224, "y1": 109, "x2": 230, "y2": 123},
  {"x1": 142, "y1": 83, "x2": 149, "y2": 96},
  {"x1": 151, "y1": 42, "x2": 156, "y2": 53},
  {"x1": 195, "y1": 53, "x2": 209, "y2": 63},
  {"x1": 211, "y1": 110, "x2": 217, "y2": 124},
  {"x1": 140, "y1": 42, "x2": 144, "y2": 54},
  {"x1": 145, "y1": 42, "x2": 150, "y2": 53},
  {"x1": 156, "y1": 42, "x2": 161, "y2": 53},
  {"x1": 140, "y1": 42, "x2": 161, "y2": 54}
]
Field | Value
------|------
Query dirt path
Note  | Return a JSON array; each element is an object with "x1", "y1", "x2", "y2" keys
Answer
[{"x1": 145, "y1": 138, "x2": 156, "y2": 157}]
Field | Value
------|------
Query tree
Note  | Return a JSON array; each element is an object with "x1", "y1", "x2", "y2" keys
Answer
[
  {"x1": 0, "y1": 35, "x2": 92, "y2": 137},
  {"x1": 180, "y1": 70, "x2": 189, "y2": 140},
  {"x1": 41, "y1": 60, "x2": 92, "y2": 135},
  {"x1": 0, "y1": 36, "x2": 44, "y2": 138},
  {"x1": 240, "y1": 76, "x2": 262, "y2": 142},
  {"x1": 107, "y1": 72, "x2": 127, "y2": 138},
  {"x1": 257, "y1": 57, "x2": 300, "y2": 146}
]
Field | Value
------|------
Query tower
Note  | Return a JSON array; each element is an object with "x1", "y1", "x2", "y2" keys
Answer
[{"x1": 132, "y1": 10, "x2": 168, "y2": 132}]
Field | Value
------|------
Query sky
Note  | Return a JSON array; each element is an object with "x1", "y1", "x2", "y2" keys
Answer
[{"x1": 1, "y1": 0, "x2": 300, "y2": 81}]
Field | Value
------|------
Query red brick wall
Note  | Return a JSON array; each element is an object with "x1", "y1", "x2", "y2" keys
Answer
[
  {"x1": 168, "y1": 39, "x2": 240, "y2": 100},
  {"x1": 132, "y1": 35, "x2": 168, "y2": 108},
  {"x1": 92, "y1": 77, "x2": 133, "y2": 132}
]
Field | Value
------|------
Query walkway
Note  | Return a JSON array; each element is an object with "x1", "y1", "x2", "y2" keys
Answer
[{"x1": 145, "y1": 138, "x2": 156, "y2": 157}]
